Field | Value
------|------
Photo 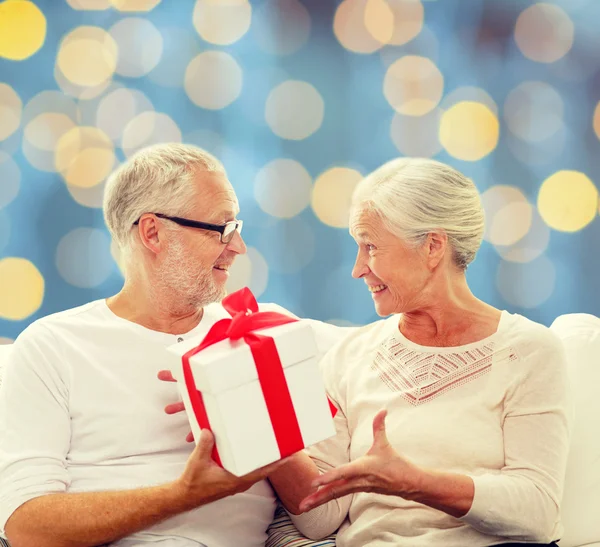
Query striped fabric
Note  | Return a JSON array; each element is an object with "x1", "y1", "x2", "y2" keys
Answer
[
  {"x1": 0, "y1": 538, "x2": 8, "y2": 546},
  {"x1": 266, "y1": 503, "x2": 336, "y2": 547}
]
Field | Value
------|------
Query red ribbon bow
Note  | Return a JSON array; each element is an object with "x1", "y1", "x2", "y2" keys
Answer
[{"x1": 182, "y1": 287, "x2": 325, "y2": 467}]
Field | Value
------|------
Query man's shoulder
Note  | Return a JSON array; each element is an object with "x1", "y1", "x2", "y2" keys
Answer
[{"x1": 16, "y1": 300, "x2": 107, "y2": 344}]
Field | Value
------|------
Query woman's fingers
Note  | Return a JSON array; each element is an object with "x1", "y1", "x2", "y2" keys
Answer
[
  {"x1": 299, "y1": 479, "x2": 360, "y2": 512},
  {"x1": 372, "y1": 409, "x2": 390, "y2": 449}
]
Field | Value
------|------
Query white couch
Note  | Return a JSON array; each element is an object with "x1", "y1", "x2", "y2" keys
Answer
[{"x1": 0, "y1": 313, "x2": 598, "y2": 546}]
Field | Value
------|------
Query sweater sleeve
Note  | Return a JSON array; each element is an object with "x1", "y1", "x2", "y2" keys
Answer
[
  {"x1": 0, "y1": 323, "x2": 72, "y2": 534},
  {"x1": 459, "y1": 328, "x2": 572, "y2": 543},
  {"x1": 287, "y1": 337, "x2": 354, "y2": 539}
]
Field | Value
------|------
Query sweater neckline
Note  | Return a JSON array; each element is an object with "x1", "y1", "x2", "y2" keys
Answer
[{"x1": 390, "y1": 310, "x2": 512, "y2": 354}]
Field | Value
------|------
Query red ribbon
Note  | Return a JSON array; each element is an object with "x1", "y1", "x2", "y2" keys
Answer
[{"x1": 182, "y1": 287, "x2": 306, "y2": 467}]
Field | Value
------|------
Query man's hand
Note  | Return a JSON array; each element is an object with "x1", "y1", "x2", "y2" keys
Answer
[
  {"x1": 298, "y1": 410, "x2": 424, "y2": 513},
  {"x1": 158, "y1": 369, "x2": 193, "y2": 443},
  {"x1": 174, "y1": 427, "x2": 286, "y2": 510}
]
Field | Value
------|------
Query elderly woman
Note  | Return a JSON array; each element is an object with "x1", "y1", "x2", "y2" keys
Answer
[{"x1": 271, "y1": 158, "x2": 570, "y2": 547}]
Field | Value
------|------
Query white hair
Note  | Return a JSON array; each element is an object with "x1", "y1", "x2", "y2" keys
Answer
[
  {"x1": 103, "y1": 143, "x2": 225, "y2": 255},
  {"x1": 351, "y1": 157, "x2": 485, "y2": 270}
]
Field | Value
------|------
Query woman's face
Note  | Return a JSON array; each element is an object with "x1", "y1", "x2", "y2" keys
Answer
[{"x1": 350, "y1": 209, "x2": 430, "y2": 317}]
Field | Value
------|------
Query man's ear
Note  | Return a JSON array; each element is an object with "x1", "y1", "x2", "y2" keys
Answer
[
  {"x1": 137, "y1": 215, "x2": 163, "y2": 256},
  {"x1": 426, "y1": 231, "x2": 448, "y2": 270}
]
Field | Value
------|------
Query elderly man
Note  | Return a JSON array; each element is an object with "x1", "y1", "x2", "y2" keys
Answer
[{"x1": 0, "y1": 144, "x2": 347, "y2": 547}]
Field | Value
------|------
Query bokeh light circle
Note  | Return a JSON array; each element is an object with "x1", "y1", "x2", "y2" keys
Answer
[
  {"x1": 514, "y1": 3, "x2": 574, "y2": 63},
  {"x1": 537, "y1": 170, "x2": 598, "y2": 232},
  {"x1": 439, "y1": 101, "x2": 500, "y2": 161},
  {"x1": 184, "y1": 51, "x2": 243, "y2": 110},
  {"x1": 383, "y1": 56, "x2": 444, "y2": 116},
  {"x1": 110, "y1": 0, "x2": 162, "y2": 11},
  {"x1": 0, "y1": 257, "x2": 45, "y2": 320},
  {"x1": 504, "y1": 81, "x2": 564, "y2": 142},
  {"x1": 109, "y1": 18, "x2": 163, "y2": 77},
  {"x1": 23, "y1": 113, "x2": 77, "y2": 172},
  {"x1": 312, "y1": 167, "x2": 363, "y2": 228},
  {"x1": 67, "y1": 0, "x2": 112, "y2": 9},
  {"x1": 593, "y1": 102, "x2": 600, "y2": 141},
  {"x1": 390, "y1": 108, "x2": 442, "y2": 157},
  {"x1": 334, "y1": 0, "x2": 389, "y2": 54},
  {"x1": 384, "y1": 0, "x2": 424, "y2": 46},
  {"x1": 494, "y1": 208, "x2": 550, "y2": 264},
  {"x1": 254, "y1": 0, "x2": 311, "y2": 55},
  {"x1": 0, "y1": 84, "x2": 22, "y2": 141},
  {"x1": 56, "y1": 228, "x2": 114, "y2": 288},
  {"x1": 67, "y1": 180, "x2": 107, "y2": 209},
  {"x1": 193, "y1": 0, "x2": 252, "y2": 46},
  {"x1": 0, "y1": 0, "x2": 46, "y2": 61},
  {"x1": 55, "y1": 127, "x2": 115, "y2": 188},
  {"x1": 254, "y1": 159, "x2": 312, "y2": 219},
  {"x1": 481, "y1": 185, "x2": 532, "y2": 247},
  {"x1": 56, "y1": 26, "x2": 118, "y2": 88},
  {"x1": 96, "y1": 87, "x2": 154, "y2": 144},
  {"x1": 0, "y1": 152, "x2": 21, "y2": 209},
  {"x1": 441, "y1": 86, "x2": 498, "y2": 116},
  {"x1": 265, "y1": 80, "x2": 324, "y2": 140},
  {"x1": 496, "y1": 256, "x2": 556, "y2": 309},
  {"x1": 121, "y1": 112, "x2": 182, "y2": 157},
  {"x1": 226, "y1": 246, "x2": 269, "y2": 298}
]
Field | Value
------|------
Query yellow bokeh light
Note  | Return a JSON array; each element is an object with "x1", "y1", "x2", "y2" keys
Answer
[
  {"x1": 364, "y1": 0, "x2": 394, "y2": 45},
  {"x1": 110, "y1": 0, "x2": 161, "y2": 10},
  {"x1": 56, "y1": 26, "x2": 118, "y2": 88},
  {"x1": 25, "y1": 113, "x2": 76, "y2": 151},
  {"x1": 0, "y1": 0, "x2": 46, "y2": 61},
  {"x1": 481, "y1": 186, "x2": 533, "y2": 247},
  {"x1": 121, "y1": 111, "x2": 182, "y2": 157},
  {"x1": 439, "y1": 101, "x2": 499, "y2": 161},
  {"x1": 441, "y1": 86, "x2": 498, "y2": 116},
  {"x1": 334, "y1": 0, "x2": 387, "y2": 54},
  {"x1": 184, "y1": 51, "x2": 243, "y2": 110},
  {"x1": 0, "y1": 84, "x2": 22, "y2": 141},
  {"x1": 0, "y1": 257, "x2": 45, "y2": 320},
  {"x1": 383, "y1": 56, "x2": 444, "y2": 116},
  {"x1": 593, "y1": 102, "x2": 600, "y2": 141},
  {"x1": 193, "y1": 0, "x2": 252, "y2": 46},
  {"x1": 312, "y1": 167, "x2": 363, "y2": 228},
  {"x1": 55, "y1": 127, "x2": 115, "y2": 188},
  {"x1": 537, "y1": 170, "x2": 598, "y2": 232},
  {"x1": 265, "y1": 80, "x2": 324, "y2": 140},
  {"x1": 384, "y1": 0, "x2": 424, "y2": 46},
  {"x1": 67, "y1": 0, "x2": 111, "y2": 9},
  {"x1": 515, "y1": 3, "x2": 573, "y2": 63}
]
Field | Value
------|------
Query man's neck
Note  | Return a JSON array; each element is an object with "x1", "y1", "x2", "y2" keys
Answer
[{"x1": 106, "y1": 284, "x2": 205, "y2": 336}]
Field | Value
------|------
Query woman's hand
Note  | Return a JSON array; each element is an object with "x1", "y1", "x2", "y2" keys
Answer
[{"x1": 298, "y1": 410, "x2": 424, "y2": 512}]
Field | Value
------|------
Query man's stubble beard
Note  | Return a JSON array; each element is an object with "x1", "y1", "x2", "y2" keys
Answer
[{"x1": 156, "y1": 236, "x2": 227, "y2": 311}]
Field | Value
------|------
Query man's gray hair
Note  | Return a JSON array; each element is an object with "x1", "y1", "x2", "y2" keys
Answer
[
  {"x1": 351, "y1": 157, "x2": 485, "y2": 270},
  {"x1": 103, "y1": 143, "x2": 225, "y2": 254}
]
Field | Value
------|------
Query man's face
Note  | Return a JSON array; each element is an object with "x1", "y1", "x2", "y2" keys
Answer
[{"x1": 156, "y1": 170, "x2": 246, "y2": 309}]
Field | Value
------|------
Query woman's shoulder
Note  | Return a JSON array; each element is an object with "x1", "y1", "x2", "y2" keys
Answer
[{"x1": 500, "y1": 311, "x2": 566, "y2": 363}]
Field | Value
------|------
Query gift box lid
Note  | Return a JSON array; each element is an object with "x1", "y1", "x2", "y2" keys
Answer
[{"x1": 169, "y1": 320, "x2": 319, "y2": 394}]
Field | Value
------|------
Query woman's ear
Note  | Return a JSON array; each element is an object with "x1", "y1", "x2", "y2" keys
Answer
[{"x1": 426, "y1": 231, "x2": 448, "y2": 270}]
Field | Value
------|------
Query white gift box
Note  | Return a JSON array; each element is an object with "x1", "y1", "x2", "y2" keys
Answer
[{"x1": 167, "y1": 320, "x2": 336, "y2": 476}]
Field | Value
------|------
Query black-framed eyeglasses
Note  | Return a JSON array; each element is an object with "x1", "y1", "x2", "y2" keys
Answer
[{"x1": 133, "y1": 213, "x2": 243, "y2": 244}]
